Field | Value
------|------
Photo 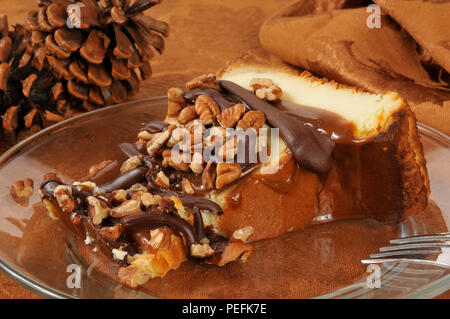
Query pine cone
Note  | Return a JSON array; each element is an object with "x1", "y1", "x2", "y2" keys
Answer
[{"x1": 0, "y1": 0, "x2": 168, "y2": 144}]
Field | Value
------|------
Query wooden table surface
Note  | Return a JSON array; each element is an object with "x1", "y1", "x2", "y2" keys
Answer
[{"x1": 0, "y1": 0, "x2": 448, "y2": 299}]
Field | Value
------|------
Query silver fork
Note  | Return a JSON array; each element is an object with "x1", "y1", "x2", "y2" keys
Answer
[{"x1": 361, "y1": 232, "x2": 450, "y2": 269}]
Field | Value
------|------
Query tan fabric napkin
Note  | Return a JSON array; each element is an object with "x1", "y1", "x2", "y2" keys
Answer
[{"x1": 260, "y1": 0, "x2": 450, "y2": 135}]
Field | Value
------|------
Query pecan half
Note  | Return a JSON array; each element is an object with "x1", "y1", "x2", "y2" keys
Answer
[
  {"x1": 216, "y1": 163, "x2": 242, "y2": 189},
  {"x1": 194, "y1": 95, "x2": 220, "y2": 125},
  {"x1": 217, "y1": 103, "x2": 246, "y2": 128},
  {"x1": 236, "y1": 111, "x2": 266, "y2": 131},
  {"x1": 178, "y1": 105, "x2": 198, "y2": 124},
  {"x1": 167, "y1": 87, "x2": 186, "y2": 118}
]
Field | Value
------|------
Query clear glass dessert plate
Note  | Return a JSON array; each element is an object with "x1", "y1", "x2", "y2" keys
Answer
[{"x1": 0, "y1": 97, "x2": 448, "y2": 299}]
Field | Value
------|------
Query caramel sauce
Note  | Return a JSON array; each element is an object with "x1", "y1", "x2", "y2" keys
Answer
[{"x1": 219, "y1": 100, "x2": 406, "y2": 239}]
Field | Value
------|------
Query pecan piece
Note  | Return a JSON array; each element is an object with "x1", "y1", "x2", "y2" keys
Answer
[
  {"x1": 194, "y1": 95, "x2": 220, "y2": 125},
  {"x1": 250, "y1": 78, "x2": 282, "y2": 101},
  {"x1": 54, "y1": 185, "x2": 76, "y2": 214},
  {"x1": 190, "y1": 242, "x2": 215, "y2": 258},
  {"x1": 87, "y1": 196, "x2": 111, "y2": 225},
  {"x1": 232, "y1": 226, "x2": 254, "y2": 243},
  {"x1": 162, "y1": 149, "x2": 190, "y2": 172},
  {"x1": 120, "y1": 155, "x2": 143, "y2": 174},
  {"x1": 167, "y1": 87, "x2": 186, "y2": 118},
  {"x1": 140, "y1": 192, "x2": 161, "y2": 208},
  {"x1": 217, "y1": 103, "x2": 246, "y2": 128},
  {"x1": 10, "y1": 178, "x2": 34, "y2": 199},
  {"x1": 146, "y1": 124, "x2": 175, "y2": 156},
  {"x1": 202, "y1": 162, "x2": 216, "y2": 190},
  {"x1": 186, "y1": 73, "x2": 220, "y2": 90},
  {"x1": 181, "y1": 178, "x2": 194, "y2": 195},
  {"x1": 111, "y1": 199, "x2": 142, "y2": 218},
  {"x1": 216, "y1": 163, "x2": 242, "y2": 189},
  {"x1": 155, "y1": 171, "x2": 170, "y2": 189},
  {"x1": 149, "y1": 227, "x2": 172, "y2": 250},
  {"x1": 236, "y1": 111, "x2": 266, "y2": 131},
  {"x1": 100, "y1": 225, "x2": 122, "y2": 241}
]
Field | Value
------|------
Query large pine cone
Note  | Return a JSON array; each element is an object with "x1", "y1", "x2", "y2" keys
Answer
[{"x1": 0, "y1": 0, "x2": 168, "y2": 144}]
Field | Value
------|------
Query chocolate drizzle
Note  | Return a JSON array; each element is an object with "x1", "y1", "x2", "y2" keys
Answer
[
  {"x1": 184, "y1": 88, "x2": 237, "y2": 111},
  {"x1": 99, "y1": 166, "x2": 148, "y2": 193},
  {"x1": 219, "y1": 80, "x2": 335, "y2": 174},
  {"x1": 142, "y1": 120, "x2": 169, "y2": 133},
  {"x1": 122, "y1": 212, "x2": 198, "y2": 247}
]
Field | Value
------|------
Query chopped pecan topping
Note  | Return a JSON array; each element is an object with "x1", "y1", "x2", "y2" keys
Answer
[
  {"x1": 54, "y1": 185, "x2": 76, "y2": 214},
  {"x1": 140, "y1": 192, "x2": 161, "y2": 208},
  {"x1": 202, "y1": 162, "x2": 216, "y2": 190},
  {"x1": 250, "y1": 78, "x2": 282, "y2": 101},
  {"x1": 186, "y1": 73, "x2": 220, "y2": 90},
  {"x1": 162, "y1": 149, "x2": 190, "y2": 172},
  {"x1": 216, "y1": 163, "x2": 242, "y2": 189},
  {"x1": 111, "y1": 189, "x2": 128, "y2": 204},
  {"x1": 155, "y1": 171, "x2": 170, "y2": 189},
  {"x1": 232, "y1": 226, "x2": 254, "y2": 242},
  {"x1": 111, "y1": 199, "x2": 142, "y2": 218},
  {"x1": 167, "y1": 87, "x2": 186, "y2": 118},
  {"x1": 87, "y1": 196, "x2": 111, "y2": 225},
  {"x1": 120, "y1": 155, "x2": 143, "y2": 174},
  {"x1": 100, "y1": 225, "x2": 122, "y2": 241},
  {"x1": 181, "y1": 178, "x2": 194, "y2": 195},
  {"x1": 189, "y1": 152, "x2": 204, "y2": 174},
  {"x1": 149, "y1": 227, "x2": 172, "y2": 250},
  {"x1": 190, "y1": 243, "x2": 215, "y2": 258},
  {"x1": 146, "y1": 124, "x2": 175, "y2": 156},
  {"x1": 10, "y1": 178, "x2": 34, "y2": 199}
]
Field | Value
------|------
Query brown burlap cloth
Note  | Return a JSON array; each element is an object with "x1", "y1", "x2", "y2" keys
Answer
[{"x1": 260, "y1": 0, "x2": 450, "y2": 135}]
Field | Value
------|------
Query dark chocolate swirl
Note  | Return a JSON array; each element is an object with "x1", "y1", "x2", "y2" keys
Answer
[
  {"x1": 122, "y1": 212, "x2": 197, "y2": 247},
  {"x1": 219, "y1": 80, "x2": 335, "y2": 174}
]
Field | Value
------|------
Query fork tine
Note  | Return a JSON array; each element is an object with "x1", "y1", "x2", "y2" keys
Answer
[
  {"x1": 361, "y1": 258, "x2": 450, "y2": 269},
  {"x1": 390, "y1": 233, "x2": 450, "y2": 244},
  {"x1": 380, "y1": 243, "x2": 449, "y2": 251},
  {"x1": 370, "y1": 249, "x2": 442, "y2": 258}
]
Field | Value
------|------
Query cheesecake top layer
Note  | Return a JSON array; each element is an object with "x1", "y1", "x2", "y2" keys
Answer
[{"x1": 217, "y1": 54, "x2": 406, "y2": 139}]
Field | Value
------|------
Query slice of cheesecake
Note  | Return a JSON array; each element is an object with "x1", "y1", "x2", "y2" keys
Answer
[
  {"x1": 211, "y1": 53, "x2": 430, "y2": 240},
  {"x1": 38, "y1": 53, "x2": 429, "y2": 287}
]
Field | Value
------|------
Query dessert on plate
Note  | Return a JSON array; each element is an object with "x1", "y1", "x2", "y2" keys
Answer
[{"x1": 37, "y1": 54, "x2": 429, "y2": 287}]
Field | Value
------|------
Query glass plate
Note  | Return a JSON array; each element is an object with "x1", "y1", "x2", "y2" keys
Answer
[{"x1": 0, "y1": 98, "x2": 448, "y2": 299}]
